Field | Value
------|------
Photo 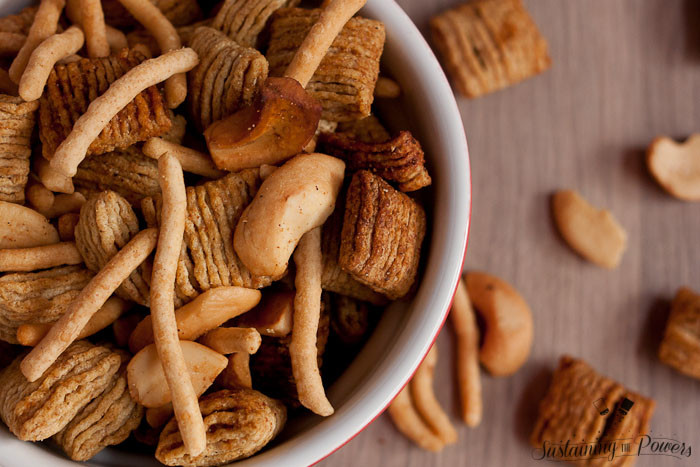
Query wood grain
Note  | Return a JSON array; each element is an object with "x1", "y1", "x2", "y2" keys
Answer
[{"x1": 320, "y1": 1, "x2": 700, "y2": 465}]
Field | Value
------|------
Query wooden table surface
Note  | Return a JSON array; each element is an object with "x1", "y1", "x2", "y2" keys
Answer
[{"x1": 320, "y1": 1, "x2": 700, "y2": 466}]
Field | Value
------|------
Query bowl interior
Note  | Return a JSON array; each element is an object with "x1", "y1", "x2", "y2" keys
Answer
[{"x1": 0, "y1": 0, "x2": 471, "y2": 465}]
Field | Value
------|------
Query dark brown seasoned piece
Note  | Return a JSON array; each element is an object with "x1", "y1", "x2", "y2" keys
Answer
[
  {"x1": 188, "y1": 27, "x2": 268, "y2": 131},
  {"x1": 267, "y1": 8, "x2": 385, "y2": 122},
  {"x1": 75, "y1": 190, "x2": 151, "y2": 305},
  {"x1": 39, "y1": 48, "x2": 172, "y2": 161},
  {"x1": 155, "y1": 389, "x2": 286, "y2": 467},
  {"x1": 430, "y1": 0, "x2": 551, "y2": 98},
  {"x1": 0, "y1": 5, "x2": 36, "y2": 34},
  {"x1": 54, "y1": 368, "x2": 143, "y2": 461},
  {"x1": 211, "y1": 0, "x2": 300, "y2": 48},
  {"x1": 339, "y1": 171, "x2": 426, "y2": 300},
  {"x1": 658, "y1": 287, "x2": 700, "y2": 380},
  {"x1": 250, "y1": 298, "x2": 329, "y2": 407},
  {"x1": 0, "y1": 265, "x2": 94, "y2": 344},
  {"x1": 0, "y1": 341, "x2": 122, "y2": 441},
  {"x1": 531, "y1": 356, "x2": 655, "y2": 467},
  {"x1": 142, "y1": 169, "x2": 275, "y2": 306},
  {"x1": 321, "y1": 205, "x2": 388, "y2": 305},
  {"x1": 320, "y1": 131, "x2": 431, "y2": 192},
  {"x1": 330, "y1": 294, "x2": 370, "y2": 345},
  {"x1": 101, "y1": 0, "x2": 202, "y2": 28},
  {"x1": 0, "y1": 95, "x2": 38, "y2": 203}
]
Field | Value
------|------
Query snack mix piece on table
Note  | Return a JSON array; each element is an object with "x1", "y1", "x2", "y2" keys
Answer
[
  {"x1": 0, "y1": 0, "x2": 436, "y2": 463},
  {"x1": 658, "y1": 287, "x2": 700, "y2": 380},
  {"x1": 531, "y1": 356, "x2": 655, "y2": 467},
  {"x1": 430, "y1": 0, "x2": 551, "y2": 98}
]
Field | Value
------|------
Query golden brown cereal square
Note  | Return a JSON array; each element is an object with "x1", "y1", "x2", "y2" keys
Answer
[
  {"x1": 658, "y1": 287, "x2": 700, "y2": 380},
  {"x1": 266, "y1": 8, "x2": 385, "y2": 121},
  {"x1": 0, "y1": 95, "x2": 38, "y2": 203},
  {"x1": 430, "y1": 0, "x2": 551, "y2": 98},
  {"x1": 339, "y1": 171, "x2": 426, "y2": 299},
  {"x1": 38, "y1": 48, "x2": 172, "y2": 161},
  {"x1": 211, "y1": 0, "x2": 300, "y2": 48},
  {"x1": 531, "y1": 356, "x2": 655, "y2": 467}
]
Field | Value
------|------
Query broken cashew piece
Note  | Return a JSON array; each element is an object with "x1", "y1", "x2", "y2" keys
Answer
[
  {"x1": 552, "y1": 189, "x2": 627, "y2": 269},
  {"x1": 450, "y1": 277, "x2": 482, "y2": 426},
  {"x1": 647, "y1": 134, "x2": 700, "y2": 201},
  {"x1": 234, "y1": 153, "x2": 345, "y2": 277},
  {"x1": 387, "y1": 384, "x2": 445, "y2": 452},
  {"x1": 465, "y1": 271, "x2": 534, "y2": 377},
  {"x1": 199, "y1": 327, "x2": 261, "y2": 355},
  {"x1": 410, "y1": 344, "x2": 457, "y2": 445},
  {"x1": 217, "y1": 353, "x2": 252, "y2": 389}
]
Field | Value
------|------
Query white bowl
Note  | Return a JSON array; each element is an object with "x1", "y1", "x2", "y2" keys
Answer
[{"x1": 0, "y1": 0, "x2": 471, "y2": 465}]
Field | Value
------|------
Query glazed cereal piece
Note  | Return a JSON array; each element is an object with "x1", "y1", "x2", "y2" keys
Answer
[
  {"x1": 430, "y1": 0, "x2": 551, "y2": 98},
  {"x1": 101, "y1": 0, "x2": 202, "y2": 29},
  {"x1": 266, "y1": 8, "x2": 385, "y2": 121},
  {"x1": 75, "y1": 190, "x2": 151, "y2": 305},
  {"x1": 658, "y1": 287, "x2": 700, "y2": 380},
  {"x1": 531, "y1": 356, "x2": 655, "y2": 466},
  {"x1": 0, "y1": 265, "x2": 93, "y2": 344},
  {"x1": 73, "y1": 147, "x2": 160, "y2": 206},
  {"x1": 321, "y1": 206, "x2": 388, "y2": 305},
  {"x1": 38, "y1": 48, "x2": 172, "y2": 161},
  {"x1": 0, "y1": 95, "x2": 38, "y2": 203},
  {"x1": 339, "y1": 171, "x2": 426, "y2": 300},
  {"x1": 0, "y1": 341, "x2": 122, "y2": 441},
  {"x1": 336, "y1": 114, "x2": 390, "y2": 144},
  {"x1": 141, "y1": 169, "x2": 275, "y2": 306},
  {"x1": 155, "y1": 389, "x2": 286, "y2": 466},
  {"x1": 320, "y1": 130, "x2": 431, "y2": 192},
  {"x1": 188, "y1": 27, "x2": 268, "y2": 131},
  {"x1": 212, "y1": 0, "x2": 300, "y2": 48},
  {"x1": 250, "y1": 301, "x2": 329, "y2": 407},
  {"x1": 54, "y1": 368, "x2": 144, "y2": 461}
]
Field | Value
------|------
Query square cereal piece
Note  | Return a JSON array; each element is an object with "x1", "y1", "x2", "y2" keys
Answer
[
  {"x1": 338, "y1": 170, "x2": 426, "y2": 300},
  {"x1": 430, "y1": 0, "x2": 551, "y2": 98},
  {"x1": 266, "y1": 8, "x2": 385, "y2": 122},
  {"x1": 0, "y1": 95, "x2": 38, "y2": 203},
  {"x1": 531, "y1": 356, "x2": 655, "y2": 467},
  {"x1": 659, "y1": 287, "x2": 700, "y2": 380},
  {"x1": 212, "y1": 0, "x2": 300, "y2": 48},
  {"x1": 38, "y1": 48, "x2": 172, "y2": 161}
]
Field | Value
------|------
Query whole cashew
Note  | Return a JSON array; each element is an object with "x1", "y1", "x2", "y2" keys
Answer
[
  {"x1": 465, "y1": 271, "x2": 534, "y2": 376},
  {"x1": 234, "y1": 153, "x2": 345, "y2": 277}
]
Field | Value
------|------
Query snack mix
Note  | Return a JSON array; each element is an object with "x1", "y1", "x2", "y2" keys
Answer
[{"x1": 0, "y1": 0, "x2": 432, "y2": 464}]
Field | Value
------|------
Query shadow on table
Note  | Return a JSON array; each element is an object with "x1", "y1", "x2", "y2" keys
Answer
[
  {"x1": 514, "y1": 363, "x2": 551, "y2": 445},
  {"x1": 637, "y1": 297, "x2": 671, "y2": 360},
  {"x1": 685, "y1": 0, "x2": 700, "y2": 60}
]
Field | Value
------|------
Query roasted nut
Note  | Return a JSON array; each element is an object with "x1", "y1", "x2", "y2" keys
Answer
[
  {"x1": 217, "y1": 353, "x2": 252, "y2": 389},
  {"x1": 127, "y1": 341, "x2": 228, "y2": 408},
  {"x1": 0, "y1": 201, "x2": 59, "y2": 249},
  {"x1": 0, "y1": 341, "x2": 122, "y2": 441},
  {"x1": 142, "y1": 169, "x2": 273, "y2": 305},
  {"x1": 0, "y1": 265, "x2": 93, "y2": 344},
  {"x1": 339, "y1": 171, "x2": 426, "y2": 299},
  {"x1": 205, "y1": 77, "x2": 322, "y2": 171},
  {"x1": 531, "y1": 356, "x2": 655, "y2": 458},
  {"x1": 54, "y1": 368, "x2": 144, "y2": 461},
  {"x1": 199, "y1": 327, "x2": 261, "y2": 355},
  {"x1": 465, "y1": 271, "x2": 533, "y2": 376},
  {"x1": 320, "y1": 130, "x2": 431, "y2": 192},
  {"x1": 234, "y1": 153, "x2": 345, "y2": 277},
  {"x1": 236, "y1": 289, "x2": 295, "y2": 337},
  {"x1": 647, "y1": 134, "x2": 700, "y2": 201},
  {"x1": 75, "y1": 190, "x2": 151, "y2": 305},
  {"x1": 330, "y1": 294, "x2": 369, "y2": 345},
  {"x1": 552, "y1": 189, "x2": 627, "y2": 269},
  {"x1": 374, "y1": 76, "x2": 400, "y2": 98},
  {"x1": 211, "y1": 0, "x2": 300, "y2": 48},
  {"x1": 155, "y1": 389, "x2": 287, "y2": 466},
  {"x1": 129, "y1": 286, "x2": 261, "y2": 353},
  {"x1": 658, "y1": 287, "x2": 700, "y2": 380},
  {"x1": 57, "y1": 213, "x2": 80, "y2": 241},
  {"x1": 267, "y1": 8, "x2": 385, "y2": 121},
  {"x1": 38, "y1": 48, "x2": 172, "y2": 162},
  {"x1": 0, "y1": 95, "x2": 39, "y2": 203},
  {"x1": 430, "y1": 0, "x2": 551, "y2": 98}
]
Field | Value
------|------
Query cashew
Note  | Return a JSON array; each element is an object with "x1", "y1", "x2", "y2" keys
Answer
[
  {"x1": 647, "y1": 134, "x2": 700, "y2": 201},
  {"x1": 465, "y1": 271, "x2": 533, "y2": 376},
  {"x1": 234, "y1": 153, "x2": 345, "y2": 277},
  {"x1": 552, "y1": 189, "x2": 627, "y2": 269}
]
